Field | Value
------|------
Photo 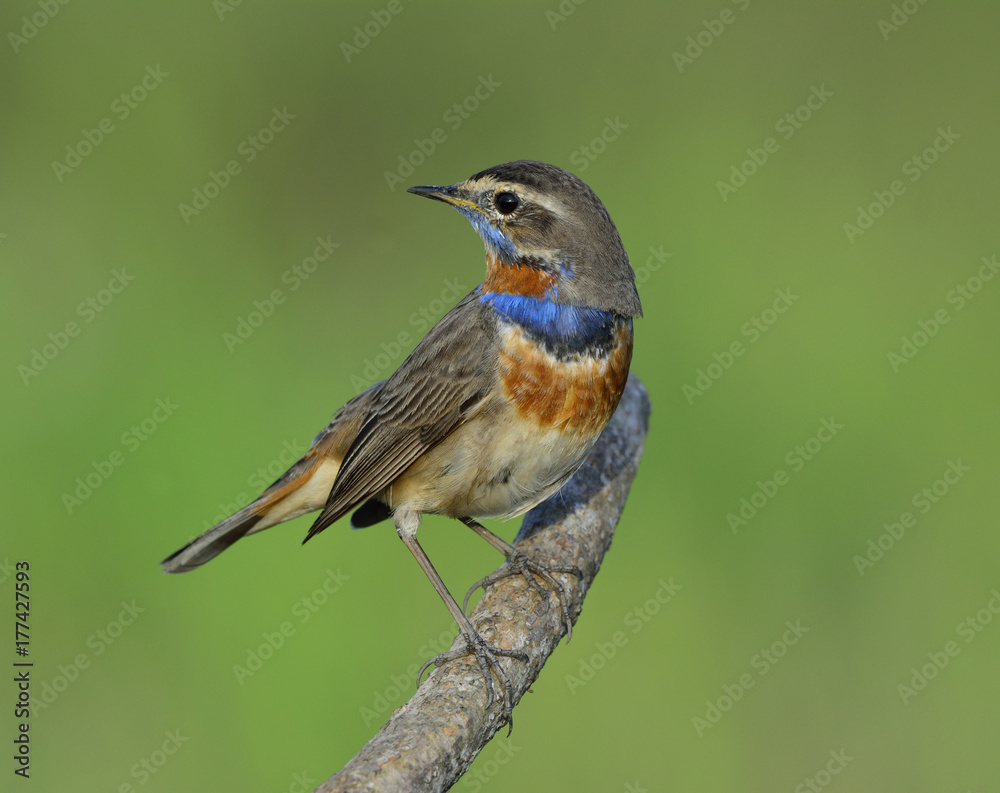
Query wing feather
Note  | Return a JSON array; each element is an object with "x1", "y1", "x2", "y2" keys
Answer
[{"x1": 304, "y1": 291, "x2": 496, "y2": 539}]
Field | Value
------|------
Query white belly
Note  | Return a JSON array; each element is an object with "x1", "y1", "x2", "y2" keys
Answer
[{"x1": 386, "y1": 407, "x2": 597, "y2": 520}]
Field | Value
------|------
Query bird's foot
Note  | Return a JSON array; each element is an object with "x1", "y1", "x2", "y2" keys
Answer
[
  {"x1": 417, "y1": 629, "x2": 528, "y2": 732},
  {"x1": 463, "y1": 549, "x2": 582, "y2": 641}
]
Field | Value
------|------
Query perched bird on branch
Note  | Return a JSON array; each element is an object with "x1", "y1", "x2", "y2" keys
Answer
[{"x1": 161, "y1": 160, "x2": 642, "y2": 725}]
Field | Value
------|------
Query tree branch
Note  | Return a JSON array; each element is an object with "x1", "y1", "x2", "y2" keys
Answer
[{"x1": 316, "y1": 374, "x2": 651, "y2": 793}]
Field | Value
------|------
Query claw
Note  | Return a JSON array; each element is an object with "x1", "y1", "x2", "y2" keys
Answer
[
  {"x1": 416, "y1": 629, "x2": 528, "y2": 732},
  {"x1": 463, "y1": 549, "x2": 582, "y2": 641}
]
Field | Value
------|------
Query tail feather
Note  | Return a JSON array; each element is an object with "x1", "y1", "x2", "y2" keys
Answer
[
  {"x1": 161, "y1": 453, "x2": 342, "y2": 574},
  {"x1": 161, "y1": 384, "x2": 379, "y2": 575},
  {"x1": 160, "y1": 505, "x2": 264, "y2": 573}
]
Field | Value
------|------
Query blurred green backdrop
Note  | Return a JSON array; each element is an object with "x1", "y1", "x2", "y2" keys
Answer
[{"x1": 3, "y1": 2, "x2": 999, "y2": 791}]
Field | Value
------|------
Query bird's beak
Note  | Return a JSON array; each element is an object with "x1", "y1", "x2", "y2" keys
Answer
[{"x1": 407, "y1": 184, "x2": 483, "y2": 214}]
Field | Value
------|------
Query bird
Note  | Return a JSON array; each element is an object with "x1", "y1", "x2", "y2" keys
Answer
[{"x1": 161, "y1": 160, "x2": 642, "y2": 724}]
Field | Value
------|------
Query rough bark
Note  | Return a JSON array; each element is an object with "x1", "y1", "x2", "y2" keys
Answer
[{"x1": 316, "y1": 374, "x2": 651, "y2": 793}]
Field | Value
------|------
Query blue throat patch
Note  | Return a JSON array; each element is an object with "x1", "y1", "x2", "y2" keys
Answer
[
  {"x1": 456, "y1": 207, "x2": 518, "y2": 262},
  {"x1": 480, "y1": 290, "x2": 627, "y2": 356}
]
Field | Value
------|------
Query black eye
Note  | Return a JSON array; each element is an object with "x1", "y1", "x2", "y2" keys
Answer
[{"x1": 494, "y1": 191, "x2": 519, "y2": 215}]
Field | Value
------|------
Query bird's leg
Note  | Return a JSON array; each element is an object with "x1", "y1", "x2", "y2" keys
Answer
[
  {"x1": 395, "y1": 513, "x2": 526, "y2": 729},
  {"x1": 459, "y1": 517, "x2": 582, "y2": 641}
]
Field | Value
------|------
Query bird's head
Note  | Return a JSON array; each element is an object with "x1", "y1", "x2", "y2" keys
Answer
[{"x1": 408, "y1": 160, "x2": 642, "y2": 318}]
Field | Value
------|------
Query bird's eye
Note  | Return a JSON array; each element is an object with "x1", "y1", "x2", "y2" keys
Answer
[{"x1": 494, "y1": 191, "x2": 519, "y2": 215}]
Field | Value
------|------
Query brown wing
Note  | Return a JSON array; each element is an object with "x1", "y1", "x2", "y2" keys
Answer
[{"x1": 304, "y1": 290, "x2": 496, "y2": 540}]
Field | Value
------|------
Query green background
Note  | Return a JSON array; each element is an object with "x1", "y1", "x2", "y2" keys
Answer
[{"x1": 3, "y1": 2, "x2": 999, "y2": 791}]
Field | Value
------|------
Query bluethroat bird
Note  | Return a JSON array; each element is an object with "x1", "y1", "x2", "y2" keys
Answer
[{"x1": 162, "y1": 160, "x2": 642, "y2": 722}]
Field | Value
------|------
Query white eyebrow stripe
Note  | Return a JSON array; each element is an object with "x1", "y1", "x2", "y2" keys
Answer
[{"x1": 520, "y1": 190, "x2": 566, "y2": 218}]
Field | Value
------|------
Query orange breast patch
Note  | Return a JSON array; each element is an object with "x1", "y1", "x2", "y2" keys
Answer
[
  {"x1": 483, "y1": 254, "x2": 555, "y2": 298},
  {"x1": 498, "y1": 322, "x2": 633, "y2": 436}
]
